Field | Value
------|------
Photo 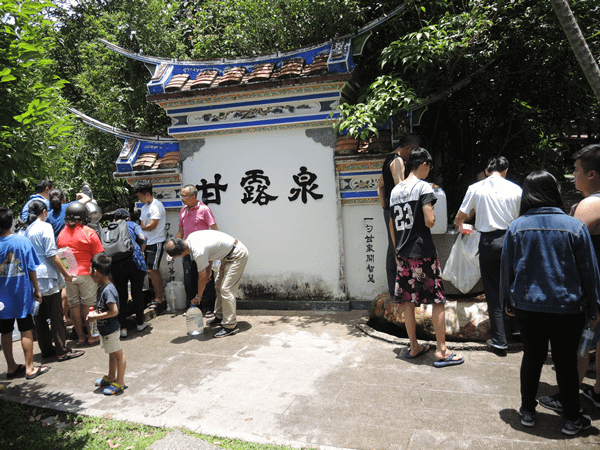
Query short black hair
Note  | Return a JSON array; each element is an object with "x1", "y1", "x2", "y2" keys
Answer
[
  {"x1": 166, "y1": 238, "x2": 186, "y2": 257},
  {"x1": 519, "y1": 170, "x2": 563, "y2": 216},
  {"x1": 407, "y1": 147, "x2": 432, "y2": 172},
  {"x1": 0, "y1": 207, "x2": 13, "y2": 231},
  {"x1": 486, "y1": 156, "x2": 509, "y2": 173},
  {"x1": 133, "y1": 180, "x2": 153, "y2": 196},
  {"x1": 572, "y1": 143, "x2": 600, "y2": 174},
  {"x1": 34, "y1": 179, "x2": 53, "y2": 194},
  {"x1": 91, "y1": 253, "x2": 112, "y2": 276},
  {"x1": 397, "y1": 133, "x2": 421, "y2": 149}
]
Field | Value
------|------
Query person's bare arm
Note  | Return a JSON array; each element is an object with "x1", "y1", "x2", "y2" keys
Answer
[
  {"x1": 389, "y1": 158, "x2": 405, "y2": 185},
  {"x1": 573, "y1": 196, "x2": 600, "y2": 235},
  {"x1": 454, "y1": 210, "x2": 475, "y2": 233},
  {"x1": 423, "y1": 202, "x2": 436, "y2": 229},
  {"x1": 49, "y1": 255, "x2": 74, "y2": 283},
  {"x1": 377, "y1": 176, "x2": 386, "y2": 209},
  {"x1": 210, "y1": 224, "x2": 218, "y2": 231},
  {"x1": 175, "y1": 226, "x2": 184, "y2": 239},
  {"x1": 141, "y1": 218, "x2": 159, "y2": 232}
]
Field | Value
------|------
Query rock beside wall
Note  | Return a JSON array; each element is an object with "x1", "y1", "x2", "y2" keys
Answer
[{"x1": 369, "y1": 293, "x2": 492, "y2": 342}]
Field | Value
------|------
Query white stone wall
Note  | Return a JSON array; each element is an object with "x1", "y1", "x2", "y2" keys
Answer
[{"x1": 180, "y1": 128, "x2": 345, "y2": 301}]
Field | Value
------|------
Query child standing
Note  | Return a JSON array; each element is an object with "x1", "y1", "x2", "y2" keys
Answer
[{"x1": 88, "y1": 253, "x2": 127, "y2": 395}]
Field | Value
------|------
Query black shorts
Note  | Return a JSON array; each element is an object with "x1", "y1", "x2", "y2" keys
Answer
[
  {"x1": 0, "y1": 315, "x2": 34, "y2": 335},
  {"x1": 145, "y1": 242, "x2": 165, "y2": 270}
]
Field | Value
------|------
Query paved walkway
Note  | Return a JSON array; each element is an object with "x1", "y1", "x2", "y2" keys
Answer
[{"x1": 1, "y1": 310, "x2": 600, "y2": 449}]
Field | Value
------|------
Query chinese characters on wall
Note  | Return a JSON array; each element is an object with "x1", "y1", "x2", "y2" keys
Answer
[
  {"x1": 364, "y1": 217, "x2": 375, "y2": 284},
  {"x1": 196, "y1": 167, "x2": 323, "y2": 206}
]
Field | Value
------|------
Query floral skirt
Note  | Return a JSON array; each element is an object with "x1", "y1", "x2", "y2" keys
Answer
[{"x1": 394, "y1": 256, "x2": 445, "y2": 305}]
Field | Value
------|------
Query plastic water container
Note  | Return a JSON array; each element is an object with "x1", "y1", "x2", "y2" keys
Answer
[
  {"x1": 431, "y1": 187, "x2": 448, "y2": 235},
  {"x1": 186, "y1": 304, "x2": 204, "y2": 336},
  {"x1": 165, "y1": 281, "x2": 186, "y2": 310},
  {"x1": 88, "y1": 307, "x2": 99, "y2": 337}
]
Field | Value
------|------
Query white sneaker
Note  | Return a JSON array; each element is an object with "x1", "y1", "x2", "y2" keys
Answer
[
  {"x1": 120, "y1": 329, "x2": 128, "y2": 338},
  {"x1": 136, "y1": 323, "x2": 149, "y2": 332}
]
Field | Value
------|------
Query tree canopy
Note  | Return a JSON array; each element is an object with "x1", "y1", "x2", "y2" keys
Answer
[{"x1": 1, "y1": 0, "x2": 598, "y2": 216}]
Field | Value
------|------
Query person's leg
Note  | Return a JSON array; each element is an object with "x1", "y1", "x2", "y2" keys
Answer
[
  {"x1": 550, "y1": 312, "x2": 585, "y2": 421},
  {"x1": 66, "y1": 280, "x2": 86, "y2": 344},
  {"x1": 479, "y1": 231, "x2": 507, "y2": 348},
  {"x1": 78, "y1": 275, "x2": 98, "y2": 343},
  {"x1": 61, "y1": 288, "x2": 71, "y2": 325},
  {"x1": 35, "y1": 296, "x2": 54, "y2": 357},
  {"x1": 111, "y1": 260, "x2": 131, "y2": 330},
  {"x1": 114, "y1": 349, "x2": 126, "y2": 386},
  {"x1": 182, "y1": 254, "x2": 195, "y2": 304},
  {"x1": 218, "y1": 244, "x2": 249, "y2": 329},
  {"x1": 431, "y1": 303, "x2": 449, "y2": 358},
  {"x1": 516, "y1": 309, "x2": 550, "y2": 413},
  {"x1": 107, "y1": 352, "x2": 117, "y2": 381},
  {"x1": 20, "y1": 329, "x2": 35, "y2": 376},
  {"x1": 46, "y1": 292, "x2": 69, "y2": 356},
  {"x1": 402, "y1": 302, "x2": 422, "y2": 356},
  {"x1": 383, "y1": 208, "x2": 396, "y2": 297},
  {"x1": 131, "y1": 269, "x2": 146, "y2": 326},
  {"x1": 1, "y1": 319, "x2": 19, "y2": 373}
]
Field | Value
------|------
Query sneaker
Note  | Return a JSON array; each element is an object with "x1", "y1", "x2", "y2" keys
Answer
[
  {"x1": 206, "y1": 316, "x2": 222, "y2": 326},
  {"x1": 213, "y1": 327, "x2": 239, "y2": 338},
  {"x1": 561, "y1": 414, "x2": 592, "y2": 436},
  {"x1": 120, "y1": 329, "x2": 128, "y2": 338},
  {"x1": 136, "y1": 322, "x2": 149, "y2": 332},
  {"x1": 582, "y1": 386, "x2": 600, "y2": 408},
  {"x1": 538, "y1": 395, "x2": 563, "y2": 412},
  {"x1": 518, "y1": 408, "x2": 535, "y2": 427}
]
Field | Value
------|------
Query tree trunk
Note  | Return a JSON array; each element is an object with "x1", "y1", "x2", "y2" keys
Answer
[{"x1": 550, "y1": 0, "x2": 600, "y2": 102}]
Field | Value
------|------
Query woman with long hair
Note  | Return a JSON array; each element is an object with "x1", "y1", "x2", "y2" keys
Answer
[
  {"x1": 500, "y1": 170, "x2": 600, "y2": 435},
  {"x1": 23, "y1": 200, "x2": 84, "y2": 361}
]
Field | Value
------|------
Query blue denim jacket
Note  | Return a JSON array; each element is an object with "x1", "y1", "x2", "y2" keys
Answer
[{"x1": 500, "y1": 207, "x2": 600, "y2": 315}]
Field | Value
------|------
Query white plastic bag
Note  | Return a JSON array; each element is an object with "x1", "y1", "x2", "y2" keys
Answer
[{"x1": 442, "y1": 231, "x2": 481, "y2": 294}]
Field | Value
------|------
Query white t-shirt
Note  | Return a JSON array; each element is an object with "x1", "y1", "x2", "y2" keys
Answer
[
  {"x1": 459, "y1": 174, "x2": 522, "y2": 232},
  {"x1": 187, "y1": 230, "x2": 236, "y2": 271},
  {"x1": 140, "y1": 198, "x2": 166, "y2": 245}
]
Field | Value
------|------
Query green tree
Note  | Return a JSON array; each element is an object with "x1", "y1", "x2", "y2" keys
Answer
[
  {"x1": 338, "y1": 0, "x2": 599, "y2": 212},
  {"x1": 0, "y1": 0, "x2": 72, "y2": 207}
]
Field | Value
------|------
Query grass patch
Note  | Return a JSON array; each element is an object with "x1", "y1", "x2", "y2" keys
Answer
[{"x1": 0, "y1": 399, "x2": 299, "y2": 449}]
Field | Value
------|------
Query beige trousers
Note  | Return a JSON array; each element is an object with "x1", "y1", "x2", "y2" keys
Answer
[{"x1": 214, "y1": 242, "x2": 249, "y2": 328}]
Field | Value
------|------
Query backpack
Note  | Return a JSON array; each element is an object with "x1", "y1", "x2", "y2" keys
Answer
[{"x1": 99, "y1": 221, "x2": 133, "y2": 262}]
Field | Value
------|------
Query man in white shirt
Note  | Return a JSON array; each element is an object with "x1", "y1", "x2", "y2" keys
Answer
[
  {"x1": 165, "y1": 230, "x2": 249, "y2": 338},
  {"x1": 454, "y1": 157, "x2": 522, "y2": 351},
  {"x1": 134, "y1": 180, "x2": 166, "y2": 312}
]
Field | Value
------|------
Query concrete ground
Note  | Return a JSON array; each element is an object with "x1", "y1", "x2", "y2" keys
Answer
[{"x1": 1, "y1": 309, "x2": 599, "y2": 450}]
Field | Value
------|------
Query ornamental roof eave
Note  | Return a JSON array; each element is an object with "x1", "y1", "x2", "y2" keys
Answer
[{"x1": 146, "y1": 71, "x2": 355, "y2": 103}]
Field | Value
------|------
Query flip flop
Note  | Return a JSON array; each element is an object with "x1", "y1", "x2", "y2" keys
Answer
[
  {"x1": 405, "y1": 344, "x2": 431, "y2": 359},
  {"x1": 6, "y1": 364, "x2": 26, "y2": 379},
  {"x1": 26, "y1": 366, "x2": 50, "y2": 380},
  {"x1": 75, "y1": 340, "x2": 87, "y2": 347},
  {"x1": 433, "y1": 353, "x2": 465, "y2": 368},
  {"x1": 58, "y1": 350, "x2": 85, "y2": 361}
]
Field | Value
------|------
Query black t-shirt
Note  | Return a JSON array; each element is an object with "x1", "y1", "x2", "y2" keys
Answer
[{"x1": 389, "y1": 178, "x2": 438, "y2": 258}]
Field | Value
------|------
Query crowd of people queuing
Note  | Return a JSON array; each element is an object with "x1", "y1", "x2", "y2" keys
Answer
[
  {"x1": 2, "y1": 140, "x2": 600, "y2": 434},
  {"x1": 1, "y1": 179, "x2": 248, "y2": 395},
  {"x1": 380, "y1": 137, "x2": 600, "y2": 435}
]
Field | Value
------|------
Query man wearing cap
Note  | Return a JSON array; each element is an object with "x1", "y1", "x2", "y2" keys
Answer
[
  {"x1": 176, "y1": 184, "x2": 218, "y2": 315},
  {"x1": 165, "y1": 230, "x2": 249, "y2": 338}
]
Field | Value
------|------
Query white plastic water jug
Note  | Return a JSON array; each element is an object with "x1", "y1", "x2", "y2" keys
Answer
[
  {"x1": 165, "y1": 281, "x2": 187, "y2": 310},
  {"x1": 431, "y1": 187, "x2": 448, "y2": 234}
]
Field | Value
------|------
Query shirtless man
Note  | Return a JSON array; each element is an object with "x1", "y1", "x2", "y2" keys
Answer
[{"x1": 539, "y1": 143, "x2": 600, "y2": 412}]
